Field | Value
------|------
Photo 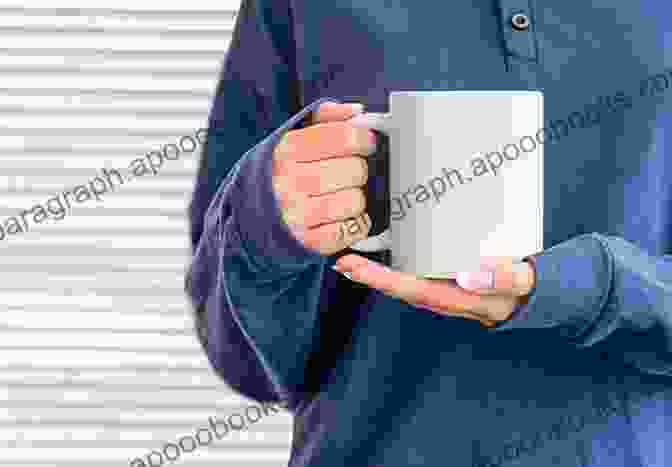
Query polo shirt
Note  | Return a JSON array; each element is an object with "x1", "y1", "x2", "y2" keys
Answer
[{"x1": 187, "y1": 1, "x2": 672, "y2": 465}]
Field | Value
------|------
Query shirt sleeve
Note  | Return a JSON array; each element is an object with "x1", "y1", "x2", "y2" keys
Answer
[
  {"x1": 490, "y1": 233, "x2": 672, "y2": 379},
  {"x1": 186, "y1": 0, "x2": 347, "y2": 406}
]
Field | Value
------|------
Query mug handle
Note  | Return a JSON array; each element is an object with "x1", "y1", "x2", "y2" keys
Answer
[{"x1": 347, "y1": 112, "x2": 393, "y2": 252}]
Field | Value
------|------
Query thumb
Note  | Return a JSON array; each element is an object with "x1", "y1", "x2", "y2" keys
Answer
[{"x1": 456, "y1": 256, "x2": 535, "y2": 297}]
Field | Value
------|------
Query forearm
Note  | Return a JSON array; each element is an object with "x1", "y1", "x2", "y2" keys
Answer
[{"x1": 493, "y1": 233, "x2": 672, "y2": 378}]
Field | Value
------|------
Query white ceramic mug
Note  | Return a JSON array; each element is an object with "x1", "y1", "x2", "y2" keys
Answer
[{"x1": 348, "y1": 91, "x2": 544, "y2": 278}]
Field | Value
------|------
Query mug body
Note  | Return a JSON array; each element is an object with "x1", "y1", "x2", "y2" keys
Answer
[{"x1": 387, "y1": 91, "x2": 544, "y2": 277}]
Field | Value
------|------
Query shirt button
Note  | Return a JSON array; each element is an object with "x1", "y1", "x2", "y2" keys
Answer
[{"x1": 511, "y1": 13, "x2": 530, "y2": 31}]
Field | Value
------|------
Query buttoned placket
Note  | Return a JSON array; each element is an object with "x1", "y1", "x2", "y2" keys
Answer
[
  {"x1": 496, "y1": 0, "x2": 541, "y2": 93},
  {"x1": 499, "y1": 0, "x2": 538, "y2": 59}
]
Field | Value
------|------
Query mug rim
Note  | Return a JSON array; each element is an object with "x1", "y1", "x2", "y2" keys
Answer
[{"x1": 390, "y1": 90, "x2": 542, "y2": 97}]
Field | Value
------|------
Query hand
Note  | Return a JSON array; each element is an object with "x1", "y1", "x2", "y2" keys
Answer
[
  {"x1": 272, "y1": 102, "x2": 378, "y2": 255},
  {"x1": 333, "y1": 255, "x2": 536, "y2": 326}
]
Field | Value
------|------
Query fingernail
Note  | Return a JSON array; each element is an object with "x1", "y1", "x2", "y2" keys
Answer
[
  {"x1": 456, "y1": 270, "x2": 494, "y2": 290},
  {"x1": 368, "y1": 130, "x2": 377, "y2": 148},
  {"x1": 348, "y1": 114, "x2": 370, "y2": 128},
  {"x1": 348, "y1": 103, "x2": 364, "y2": 115}
]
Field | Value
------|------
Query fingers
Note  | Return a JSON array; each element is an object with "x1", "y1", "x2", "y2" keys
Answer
[
  {"x1": 334, "y1": 254, "x2": 496, "y2": 325},
  {"x1": 299, "y1": 213, "x2": 372, "y2": 255},
  {"x1": 274, "y1": 121, "x2": 377, "y2": 162},
  {"x1": 283, "y1": 187, "x2": 366, "y2": 228},
  {"x1": 333, "y1": 253, "x2": 526, "y2": 326},
  {"x1": 291, "y1": 156, "x2": 368, "y2": 196},
  {"x1": 272, "y1": 102, "x2": 377, "y2": 256},
  {"x1": 334, "y1": 254, "x2": 482, "y2": 314},
  {"x1": 311, "y1": 102, "x2": 364, "y2": 124}
]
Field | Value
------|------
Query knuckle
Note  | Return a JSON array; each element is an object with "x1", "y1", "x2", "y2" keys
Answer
[
  {"x1": 362, "y1": 212, "x2": 372, "y2": 229},
  {"x1": 348, "y1": 125, "x2": 361, "y2": 153},
  {"x1": 355, "y1": 157, "x2": 368, "y2": 185},
  {"x1": 345, "y1": 217, "x2": 367, "y2": 237},
  {"x1": 350, "y1": 188, "x2": 366, "y2": 213},
  {"x1": 335, "y1": 224, "x2": 352, "y2": 248},
  {"x1": 358, "y1": 216, "x2": 372, "y2": 236}
]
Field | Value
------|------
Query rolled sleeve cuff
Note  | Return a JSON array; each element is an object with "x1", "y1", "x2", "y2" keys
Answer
[
  {"x1": 231, "y1": 97, "x2": 342, "y2": 273},
  {"x1": 489, "y1": 233, "x2": 613, "y2": 340}
]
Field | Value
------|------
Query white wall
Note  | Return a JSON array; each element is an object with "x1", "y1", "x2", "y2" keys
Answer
[{"x1": 0, "y1": 1, "x2": 293, "y2": 465}]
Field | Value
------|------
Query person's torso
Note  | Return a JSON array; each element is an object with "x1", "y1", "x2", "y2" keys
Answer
[{"x1": 287, "y1": 2, "x2": 672, "y2": 466}]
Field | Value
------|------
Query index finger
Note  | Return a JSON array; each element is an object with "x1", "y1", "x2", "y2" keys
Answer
[
  {"x1": 311, "y1": 102, "x2": 364, "y2": 124},
  {"x1": 335, "y1": 254, "x2": 481, "y2": 312}
]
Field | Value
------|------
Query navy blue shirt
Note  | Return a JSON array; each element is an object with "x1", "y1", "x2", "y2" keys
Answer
[{"x1": 187, "y1": 1, "x2": 672, "y2": 466}]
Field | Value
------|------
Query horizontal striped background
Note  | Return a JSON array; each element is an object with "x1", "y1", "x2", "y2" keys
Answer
[{"x1": 0, "y1": 1, "x2": 293, "y2": 466}]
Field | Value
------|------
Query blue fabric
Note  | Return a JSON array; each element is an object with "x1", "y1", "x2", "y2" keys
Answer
[{"x1": 186, "y1": 1, "x2": 672, "y2": 466}]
